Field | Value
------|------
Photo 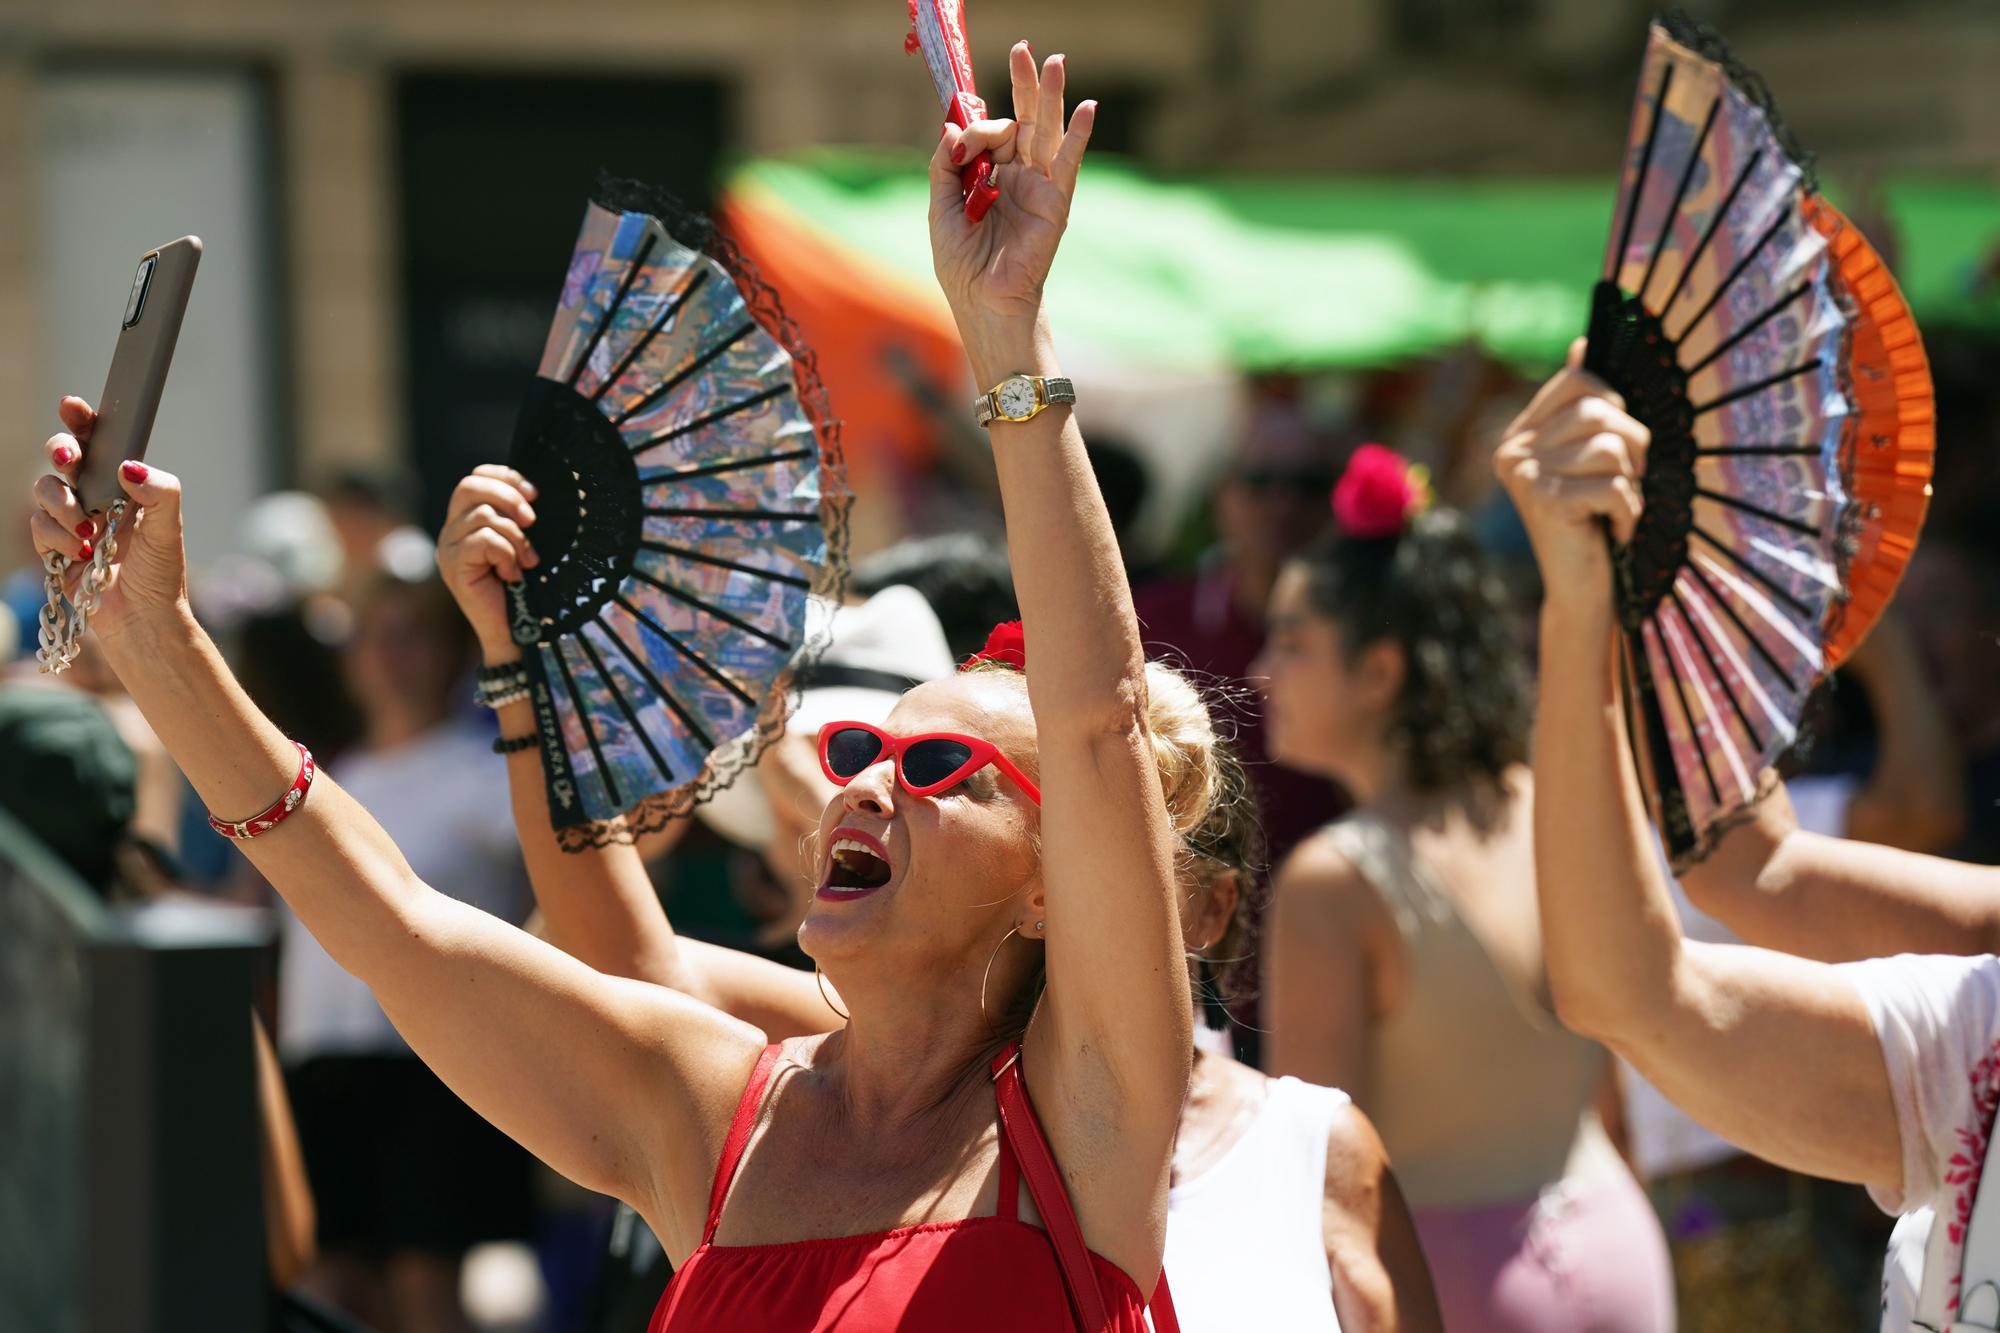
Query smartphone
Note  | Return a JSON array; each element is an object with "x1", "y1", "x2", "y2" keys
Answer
[{"x1": 74, "y1": 236, "x2": 202, "y2": 515}]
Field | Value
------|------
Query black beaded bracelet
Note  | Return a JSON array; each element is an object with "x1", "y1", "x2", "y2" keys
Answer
[
  {"x1": 492, "y1": 733, "x2": 538, "y2": 755},
  {"x1": 477, "y1": 660, "x2": 528, "y2": 682}
]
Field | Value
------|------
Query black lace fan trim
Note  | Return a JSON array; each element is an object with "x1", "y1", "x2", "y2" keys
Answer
[
  {"x1": 1657, "y1": 9, "x2": 1818, "y2": 195},
  {"x1": 1666, "y1": 767, "x2": 1781, "y2": 875},
  {"x1": 546, "y1": 175, "x2": 854, "y2": 852}
]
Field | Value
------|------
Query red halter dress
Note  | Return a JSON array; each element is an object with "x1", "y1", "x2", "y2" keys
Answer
[{"x1": 648, "y1": 1041, "x2": 1179, "y2": 1332}]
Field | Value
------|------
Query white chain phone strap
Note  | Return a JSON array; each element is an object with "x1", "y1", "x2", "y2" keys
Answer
[{"x1": 36, "y1": 499, "x2": 125, "y2": 675}]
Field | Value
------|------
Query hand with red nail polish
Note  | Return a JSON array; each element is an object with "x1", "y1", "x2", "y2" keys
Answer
[
  {"x1": 28, "y1": 394, "x2": 193, "y2": 638},
  {"x1": 928, "y1": 40, "x2": 1097, "y2": 348}
]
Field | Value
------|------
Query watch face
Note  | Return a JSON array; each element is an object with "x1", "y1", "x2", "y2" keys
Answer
[{"x1": 996, "y1": 378, "x2": 1040, "y2": 420}]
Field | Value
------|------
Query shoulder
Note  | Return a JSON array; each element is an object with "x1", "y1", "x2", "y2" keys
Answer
[
  {"x1": 1273, "y1": 828, "x2": 1390, "y2": 929},
  {"x1": 619, "y1": 992, "x2": 773, "y2": 1258},
  {"x1": 1262, "y1": 1073, "x2": 1357, "y2": 1154},
  {"x1": 1243, "y1": 1071, "x2": 1382, "y2": 1200},
  {"x1": 1277, "y1": 827, "x2": 1363, "y2": 892},
  {"x1": 1248, "y1": 1088, "x2": 1392, "y2": 1208},
  {"x1": 1835, "y1": 952, "x2": 2000, "y2": 1055},
  {"x1": 1314, "y1": 1092, "x2": 1392, "y2": 1207},
  {"x1": 1831, "y1": 952, "x2": 2000, "y2": 1214}
]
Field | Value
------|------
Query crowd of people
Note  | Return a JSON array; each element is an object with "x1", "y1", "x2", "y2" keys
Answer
[{"x1": 9, "y1": 32, "x2": 2000, "y2": 1333}]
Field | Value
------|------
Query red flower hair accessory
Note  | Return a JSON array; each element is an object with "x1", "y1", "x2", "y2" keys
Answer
[
  {"x1": 962, "y1": 620, "x2": 1027, "y2": 672},
  {"x1": 1331, "y1": 443, "x2": 1431, "y2": 540}
]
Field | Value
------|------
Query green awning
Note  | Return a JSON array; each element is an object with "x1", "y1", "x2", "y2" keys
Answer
[{"x1": 726, "y1": 149, "x2": 2000, "y2": 372}]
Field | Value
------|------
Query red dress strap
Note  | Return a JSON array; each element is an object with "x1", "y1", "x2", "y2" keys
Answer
[
  {"x1": 703, "y1": 1043, "x2": 782, "y2": 1245},
  {"x1": 989, "y1": 1041, "x2": 1181, "y2": 1333},
  {"x1": 995, "y1": 1111, "x2": 1021, "y2": 1221},
  {"x1": 1149, "y1": 1271, "x2": 1180, "y2": 1330}
]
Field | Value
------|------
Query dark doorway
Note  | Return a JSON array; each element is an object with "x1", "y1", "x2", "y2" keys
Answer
[{"x1": 395, "y1": 72, "x2": 728, "y2": 530}]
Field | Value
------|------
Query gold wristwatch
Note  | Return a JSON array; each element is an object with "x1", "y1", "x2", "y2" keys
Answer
[{"x1": 974, "y1": 374, "x2": 1076, "y2": 427}]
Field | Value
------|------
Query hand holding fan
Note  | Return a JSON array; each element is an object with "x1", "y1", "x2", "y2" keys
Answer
[
  {"x1": 1583, "y1": 13, "x2": 1933, "y2": 864},
  {"x1": 906, "y1": 0, "x2": 1001, "y2": 221},
  {"x1": 505, "y1": 185, "x2": 847, "y2": 845}
]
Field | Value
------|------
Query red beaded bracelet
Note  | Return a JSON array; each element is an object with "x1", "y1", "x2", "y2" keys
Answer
[{"x1": 209, "y1": 741, "x2": 316, "y2": 841}]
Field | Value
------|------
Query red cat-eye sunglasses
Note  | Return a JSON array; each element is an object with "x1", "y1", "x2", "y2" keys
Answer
[{"x1": 816, "y1": 721, "x2": 1041, "y2": 805}]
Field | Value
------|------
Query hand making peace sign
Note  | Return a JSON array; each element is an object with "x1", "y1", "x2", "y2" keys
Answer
[{"x1": 927, "y1": 41, "x2": 1095, "y2": 345}]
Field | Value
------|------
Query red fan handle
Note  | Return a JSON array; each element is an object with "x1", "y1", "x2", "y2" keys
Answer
[{"x1": 946, "y1": 91, "x2": 1000, "y2": 222}]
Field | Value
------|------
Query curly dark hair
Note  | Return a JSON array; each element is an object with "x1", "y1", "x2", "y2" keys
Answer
[{"x1": 1293, "y1": 508, "x2": 1530, "y2": 792}]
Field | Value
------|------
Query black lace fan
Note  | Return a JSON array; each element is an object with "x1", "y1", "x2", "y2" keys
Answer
[{"x1": 505, "y1": 186, "x2": 847, "y2": 845}]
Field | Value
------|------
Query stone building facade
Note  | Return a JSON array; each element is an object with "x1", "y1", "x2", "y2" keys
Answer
[{"x1": 0, "y1": 0, "x2": 1992, "y2": 497}]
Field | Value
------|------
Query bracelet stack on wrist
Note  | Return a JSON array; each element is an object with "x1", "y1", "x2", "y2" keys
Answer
[{"x1": 475, "y1": 661, "x2": 531, "y2": 710}]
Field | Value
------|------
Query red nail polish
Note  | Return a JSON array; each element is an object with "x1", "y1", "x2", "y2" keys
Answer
[
  {"x1": 78, "y1": 542, "x2": 93, "y2": 560},
  {"x1": 121, "y1": 460, "x2": 149, "y2": 483},
  {"x1": 54, "y1": 446, "x2": 76, "y2": 468},
  {"x1": 951, "y1": 143, "x2": 967, "y2": 165},
  {"x1": 76, "y1": 519, "x2": 96, "y2": 541}
]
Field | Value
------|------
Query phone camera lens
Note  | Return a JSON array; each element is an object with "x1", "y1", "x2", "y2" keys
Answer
[{"x1": 123, "y1": 255, "x2": 157, "y2": 329}]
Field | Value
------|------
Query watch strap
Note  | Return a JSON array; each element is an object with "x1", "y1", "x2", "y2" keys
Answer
[{"x1": 973, "y1": 375, "x2": 1077, "y2": 427}]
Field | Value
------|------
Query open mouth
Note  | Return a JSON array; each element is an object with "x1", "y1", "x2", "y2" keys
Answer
[{"x1": 821, "y1": 830, "x2": 893, "y2": 897}]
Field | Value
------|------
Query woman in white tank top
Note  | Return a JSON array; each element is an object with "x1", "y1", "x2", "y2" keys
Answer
[
  {"x1": 1169, "y1": 767, "x2": 1441, "y2": 1330},
  {"x1": 1165, "y1": 1054, "x2": 1360, "y2": 1333}
]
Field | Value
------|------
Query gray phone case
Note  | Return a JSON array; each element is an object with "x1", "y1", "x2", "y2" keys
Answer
[{"x1": 75, "y1": 236, "x2": 202, "y2": 514}]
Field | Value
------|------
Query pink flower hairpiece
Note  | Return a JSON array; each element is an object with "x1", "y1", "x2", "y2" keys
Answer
[
  {"x1": 1331, "y1": 443, "x2": 1431, "y2": 540},
  {"x1": 961, "y1": 620, "x2": 1027, "y2": 671}
]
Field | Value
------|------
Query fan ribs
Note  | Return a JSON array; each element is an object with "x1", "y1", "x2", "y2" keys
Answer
[
  {"x1": 597, "y1": 608, "x2": 722, "y2": 752},
  {"x1": 565, "y1": 232, "x2": 660, "y2": 391}
]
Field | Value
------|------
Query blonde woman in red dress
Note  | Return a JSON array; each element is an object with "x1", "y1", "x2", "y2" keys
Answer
[{"x1": 32, "y1": 44, "x2": 1193, "y2": 1332}]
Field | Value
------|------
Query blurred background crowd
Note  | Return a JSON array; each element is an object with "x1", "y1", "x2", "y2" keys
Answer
[{"x1": 3, "y1": 0, "x2": 1999, "y2": 1330}]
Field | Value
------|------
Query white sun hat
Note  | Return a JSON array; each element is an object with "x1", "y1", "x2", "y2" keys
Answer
[{"x1": 697, "y1": 585, "x2": 956, "y2": 850}]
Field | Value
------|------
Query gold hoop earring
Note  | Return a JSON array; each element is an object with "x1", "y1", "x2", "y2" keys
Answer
[
  {"x1": 816, "y1": 966, "x2": 849, "y2": 1021},
  {"x1": 978, "y1": 926, "x2": 1023, "y2": 1031}
]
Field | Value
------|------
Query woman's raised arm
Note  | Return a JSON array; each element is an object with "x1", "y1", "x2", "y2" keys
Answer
[
  {"x1": 1678, "y1": 783, "x2": 2000, "y2": 962},
  {"x1": 927, "y1": 42, "x2": 1191, "y2": 1231},
  {"x1": 30, "y1": 407, "x2": 762, "y2": 1262},
  {"x1": 1493, "y1": 344, "x2": 1903, "y2": 1190},
  {"x1": 434, "y1": 466, "x2": 835, "y2": 1039}
]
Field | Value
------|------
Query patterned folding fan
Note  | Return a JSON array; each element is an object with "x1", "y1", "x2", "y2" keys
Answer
[
  {"x1": 1583, "y1": 14, "x2": 1933, "y2": 865},
  {"x1": 506, "y1": 187, "x2": 847, "y2": 845}
]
